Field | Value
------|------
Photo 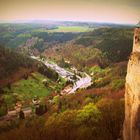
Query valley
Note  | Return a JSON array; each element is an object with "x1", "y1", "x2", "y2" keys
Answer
[
  {"x1": 0, "y1": 21, "x2": 134, "y2": 140},
  {"x1": 31, "y1": 55, "x2": 92, "y2": 94},
  {"x1": 0, "y1": 0, "x2": 139, "y2": 139}
]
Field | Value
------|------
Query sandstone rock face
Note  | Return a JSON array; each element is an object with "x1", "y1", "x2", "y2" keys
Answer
[{"x1": 123, "y1": 27, "x2": 140, "y2": 140}]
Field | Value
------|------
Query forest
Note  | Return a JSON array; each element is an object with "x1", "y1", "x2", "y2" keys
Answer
[{"x1": 0, "y1": 22, "x2": 134, "y2": 140}]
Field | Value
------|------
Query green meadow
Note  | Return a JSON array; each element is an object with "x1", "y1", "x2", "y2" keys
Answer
[
  {"x1": 49, "y1": 26, "x2": 93, "y2": 32},
  {"x1": 3, "y1": 72, "x2": 66, "y2": 107}
]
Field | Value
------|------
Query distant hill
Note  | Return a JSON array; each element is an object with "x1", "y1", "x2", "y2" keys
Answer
[
  {"x1": 0, "y1": 23, "x2": 83, "y2": 50},
  {"x1": 75, "y1": 27, "x2": 134, "y2": 62},
  {"x1": 0, "y1": 23, "x2": 132, "y2": 53},
  {"x1": 44, "y1": 27, "x2": 134, "y2": 70}
]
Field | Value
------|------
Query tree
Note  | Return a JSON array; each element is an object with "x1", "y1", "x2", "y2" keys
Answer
[
  {"x1": 19, "y1": 110, "x2": 25, "y2": 119},
  {"x1": 77, "y1": 103, "x2": 101, "y2": 126},
  {"x1": 35, "y1": 104, "x2": 47, "y2": 116},
  {"x1": 96, "y1": 98, "x2": 124, "y2": 140}
]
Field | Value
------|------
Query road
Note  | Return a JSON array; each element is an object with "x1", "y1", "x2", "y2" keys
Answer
[
  {"x1": 0, "y1": 56, "x2": 92, "y2": 122},
  {"x1": 31, "y1": 56, "x2": 92, "y2": 94}
]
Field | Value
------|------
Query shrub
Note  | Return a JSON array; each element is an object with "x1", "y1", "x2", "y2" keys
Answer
[
  {"x1": 0, "y1": 105, "x2": 7, "y2": 117},
  {"x1": 111, "y1": 79, "x2": 125, "y2": 90},
  {"x1": 77, "y1": 103, "x2": 101, "y2": 125},
  {"x1": 52, "y1": 95, "x2": 60, "y2": 105}
]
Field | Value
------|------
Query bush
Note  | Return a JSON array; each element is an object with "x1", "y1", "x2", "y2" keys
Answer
[
  {"x1": 77, "y1": 103, "x2": 101, "y2": 125},
  {"x1": 52, "y1": 95, "x2": 60, "y2": 105},
  {"x1": 94, "y1": 77, "x2": 110, "y2": 88},
  {"x1": 111, "y1": 79, "x2": 125, "y2": 90},
  {"x1": 0, "y1": 105, "x2": 7, "y2": 117}
]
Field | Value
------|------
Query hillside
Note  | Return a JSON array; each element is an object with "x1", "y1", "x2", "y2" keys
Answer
[
  {"x1": 0, "y1": 46, "x2": 38, "y2": 88},
  {"x1": 75, "y1": 28, "x2": 133, "y2": 62},
  {"x1": 44, "y1": 27, "x2": 133, "y2": 70},
  {"x1": 0, "y1": 23, "x2": 91, "y2": 51},
  {"x1": 0, "y1": 23, "x2": 134, "y2": 140}
]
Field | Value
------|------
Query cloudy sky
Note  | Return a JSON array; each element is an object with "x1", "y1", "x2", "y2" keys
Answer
[{"x1": 0, "y1": 0, "x2": 140, "y2": 24}]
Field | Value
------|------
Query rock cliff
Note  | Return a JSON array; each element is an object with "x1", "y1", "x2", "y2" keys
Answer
[{"x1": 123, "y1": 26, "x2": 140, "y2": 140}]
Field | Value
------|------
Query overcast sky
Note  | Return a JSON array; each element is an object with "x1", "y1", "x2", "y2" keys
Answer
[{"x1": 0, "y1": 0, "x2": 140, "y2": 24}]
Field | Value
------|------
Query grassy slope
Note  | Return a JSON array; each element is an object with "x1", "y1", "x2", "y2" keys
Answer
[
  {"x1": 3, "y1": 72, "x2": 66, "y2": 108},
  {"x1": 0, "y1": 46, "x2": 38, "y2": 88}
]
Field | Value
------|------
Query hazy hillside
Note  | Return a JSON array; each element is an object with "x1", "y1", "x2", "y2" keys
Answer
[{"x1": 0, "y1": 23, "x2": 91, "y2": 51}]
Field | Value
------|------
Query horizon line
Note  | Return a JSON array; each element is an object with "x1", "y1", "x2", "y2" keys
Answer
[{"x1": 0, "y1": 19, "x2": 136, "y2": 25}]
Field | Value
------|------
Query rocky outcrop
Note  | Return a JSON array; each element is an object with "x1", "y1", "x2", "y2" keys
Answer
[{"x1": 123, "y1": 26, "x2": 140, "y2": 140}]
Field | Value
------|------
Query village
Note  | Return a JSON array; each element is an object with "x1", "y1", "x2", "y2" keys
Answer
[
  {"x1": 0, "y1": 96, "x2": 42, "y2": 125},
  {"x1": 0, "y1": 56, "x2": 92, "y2": 125}
]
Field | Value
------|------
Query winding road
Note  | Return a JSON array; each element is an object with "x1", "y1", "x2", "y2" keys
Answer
[
  {"x1": 0, "y1": 56, "x2": 92, "y2": 123},
  {"x1": 31, "y1": 56, "x2": 92, "y2": 94}
]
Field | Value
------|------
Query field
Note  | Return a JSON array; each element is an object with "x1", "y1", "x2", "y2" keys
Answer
[
  {"x1": 49, "y1": 26, "x2": 93, "y2": 32},
  {"x1": 3, "y1": 72, "x2": 66, "y2": 107}
]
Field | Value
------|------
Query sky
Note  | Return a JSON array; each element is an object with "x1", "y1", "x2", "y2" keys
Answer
[{"x1": 0, "y1": 0, "x2": 140, "y2": 24}]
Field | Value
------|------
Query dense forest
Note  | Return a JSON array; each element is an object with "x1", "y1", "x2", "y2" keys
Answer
[
  {"x1": 44, "y1": 27, "x2": 133, "y2": 69},
  {"x1": 0, "y1": 23, "x2": 82, "y2": 50}
]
